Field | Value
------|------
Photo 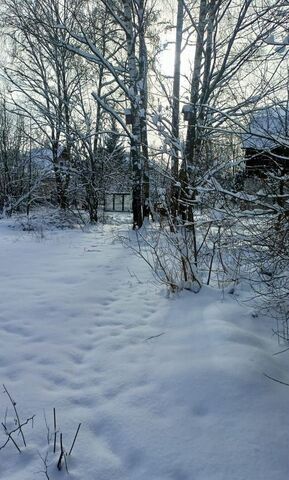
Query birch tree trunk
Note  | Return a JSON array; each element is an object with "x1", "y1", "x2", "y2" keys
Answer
[
  {"x1": 122, "y1": 0, "x2": 143, "y2": 229},
  {"x1": 137, "y1": 0, "x2": 150, "y2": 219}
]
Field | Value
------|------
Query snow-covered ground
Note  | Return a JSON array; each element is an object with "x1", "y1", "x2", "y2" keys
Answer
[{"x1": 0, "y1": 214, "x2": 288, "y2": 480}]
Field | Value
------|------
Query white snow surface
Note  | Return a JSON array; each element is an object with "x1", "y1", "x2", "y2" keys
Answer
[{"x1": 0, "y1": 215, "x2": 289, "y2": 480}]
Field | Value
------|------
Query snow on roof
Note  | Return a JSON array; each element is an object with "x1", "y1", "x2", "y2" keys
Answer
[
  {"x1": 28, "y1": 146, "x2": 64, "y2": 171},
  {"x1": 182, "y1": 104, "x2": 193, "y2": 112},
  {"x1": 242, "y1": 107, "x2": 289, "y2": 150}
]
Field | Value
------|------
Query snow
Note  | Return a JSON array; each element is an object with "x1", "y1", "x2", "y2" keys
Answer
[
  {"x1": 242, "y1": 107, "x2": 289, "y2": 150},
  {"x1": 182, "y1": 104, "x2": 193, "y2": 112},
  {"x1": 0, "y1": 214, "x2": 289, "y2": 479},
  {"x1": 29, "y1": 147, "x2": 64, "y2": 173}
]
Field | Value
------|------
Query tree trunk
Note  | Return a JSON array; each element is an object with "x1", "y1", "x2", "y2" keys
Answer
[
  {"x1": 185, "y1": 0, "x2": 207, "y2": 167},
  {"x1": 138, "y1": 0, "x2": 150, "y2": 219},
  {"x1": 180, "y1": 0, "x2": 207, "y2": 223},
  {"x1": 122, "y1": 0, "x2": 143, "y2": 229},
  {"x1": 171, "y1": 0, "x2": 184, "y2": 220}
]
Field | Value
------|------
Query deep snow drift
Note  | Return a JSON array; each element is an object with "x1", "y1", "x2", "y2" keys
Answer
[{"x1": 0, "y1": 215, "x2": 288, "y2": 480}]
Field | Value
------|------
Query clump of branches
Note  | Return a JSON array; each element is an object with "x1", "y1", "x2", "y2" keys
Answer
[
  {"x1": 204, "y1": 171, "x2": 289, "y2": 340},
  {"x1": 0, "y1": 384, "x2": 34, "y2": 453},
  {"x1": 0, "y1": 386, "x2": 81, "y2": 477},
  {"x1": 244, "y1": 213, "x2": 289, "y2": 342},
  {"x1": 120, "y1": 214, "x2": 202, "y2": 293}
]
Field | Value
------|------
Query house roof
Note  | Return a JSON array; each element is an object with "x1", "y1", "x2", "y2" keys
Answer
[
  {"x1": 28, "y1": 146, "x2": 64, "y2": 172},
  {"x1": 242, "y1": 107, "x2": 289, "y2": 150}
]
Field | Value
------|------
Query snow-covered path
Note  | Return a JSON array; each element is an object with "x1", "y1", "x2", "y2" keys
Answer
[{"x1": 0, "y1": 218, "x2": 289, "y2": 480}]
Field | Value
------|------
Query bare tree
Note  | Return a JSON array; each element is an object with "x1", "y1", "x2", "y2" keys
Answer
[
  {"x1": 2, "y1": 0, "x2": 85, "y2": 209},
  {"x1": 0, "y1": 96, "x2": 31, "y2": 214},
  {"x1": 55, "y1": 0, "x2": 157, "y2": 228}
]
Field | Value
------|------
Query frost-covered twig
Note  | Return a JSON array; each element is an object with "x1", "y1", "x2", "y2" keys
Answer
[
  {"x1": 0, "y1": 415, "x2": 35, "y2": 452},
  {"x1": 68, "y1": 423, "x2": 81, "y2": 456},
  {"x1": 53, "y1": 408, "x2": 57, "y2": 454},
  {"x1": 3, "y1": 384, "x2": 26, "y2": 447}
]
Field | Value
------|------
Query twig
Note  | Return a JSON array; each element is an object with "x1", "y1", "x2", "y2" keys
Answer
[
  {"x1": 4, "y1": 407, "x2": 8, "y2": 428},
  {"x1": 68, "y1": 423, "x2": 81, "y2": 455},
  {"x1": 57, "y1": 433, "x2": 64, "y2": 471},
  {"x1": 59, "y1": 432, "x2": 69, "y2": 474},
  {"x1": 1, "y1": 423, "x2": 21, "y2": 453},
  {"x1": 43, "y1": 410, "x2": 50, "y2": 446},
  {"x1": 38, "y1": 451, "x2": 50, "y2": 480},
  {"x1": 273, "y1": 346, "x2": 289, "y2": 356},
  {"x1": 64, "y1": 451, "x2": 69, "y2": 473},
  {"x1": 53, "y1": 408, "x2": 57, "y2": 454},
  {"x1": 7, "y1": 415, "x2": 35, "y2": 436},
  {"x1": 0, "y1": 415, "x2": 35, "y2": 452},
  {"x1": 127, "y1": 268, "x2": 142, "y2": 284},
  {"x1": 263, "y1": 372, "x2": 289, "y2": 386},
  {"x1": 144, "y1": 332, "x2": 165, "y2": 342},
  {"x1": 3, "y1": 384, "x2": 26, "y2": 447}
]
